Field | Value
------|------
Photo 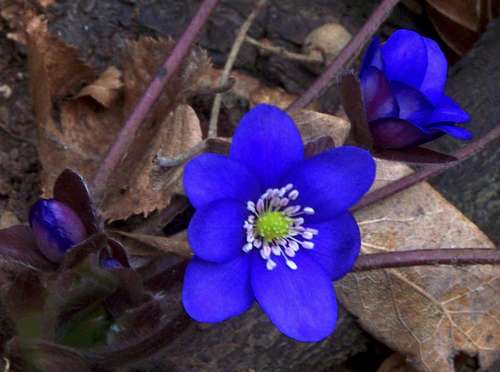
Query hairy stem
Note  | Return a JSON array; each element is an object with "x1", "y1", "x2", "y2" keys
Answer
[
  {"x1": 353, "y1": 248, "x2": 500, "y2": 271},
  {"x1": 353, "y1": 124, "x2": 500, "y2": 211},
  {"x1": 287, "y1": 0, "x2": 400, "y2": 111},
  {"x1": 92, "y1": 0, "x2": 220, "y2": 199}
]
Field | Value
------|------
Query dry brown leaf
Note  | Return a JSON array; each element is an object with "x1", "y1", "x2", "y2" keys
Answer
[
  {"x1": 377, "y1": 353, "x2": 419, "y2": 372},
  {"x1": 37, "y1": 0, "x2": 55, "y2": 7},
  {"x1": 111, "y1": 230, "x2": 192, "y2": 258},
  {"x1": 26, "y1": 29, "x2": 210, "y2": 221},
  {"x1": 426, "y1": 0, "x2": 500, "y2": 56},
  {"x1": 103, "y1": 104, "x2": 203, "y2": 221},
  {"x1": 76, "y1": 66, "x2": 123, "y2": 108},
  {"x1": 291, "y1": 110, "x2": 351, "y2": 147},
  {"x1": 337, "y1": 160, "x2": 499, "y2": 372},
  {"x1": 0, "y1": 211, "x2": 20, "y2": 229}
]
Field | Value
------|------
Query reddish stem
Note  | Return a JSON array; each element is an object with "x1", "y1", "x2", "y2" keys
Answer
[
  {"x1": 353, "y1": 124, "x2": 500, "y2": 211},
  {"x1": 92, "y1": 0, "x2": 220, "y2": 197},
  {"x1": 287, "y1": 0, "x2": 400, "y2": 111},
  {"x1": 353, "y1": 248, "x2": 500, "y2": 271}
]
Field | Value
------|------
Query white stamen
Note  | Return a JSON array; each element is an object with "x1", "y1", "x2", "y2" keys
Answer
[
  {"x1": 303, "y1": 207, "x2": 315, "y2": 215},
  {"x1": 266, "y1": 259, "x2": 277, "y2": 270},
  {"x1": 242, "y1": 184, "x2": 318, "y2": 271},
  {"x1": 302, "y1": 241, "x2": 314, "y2": 249}
]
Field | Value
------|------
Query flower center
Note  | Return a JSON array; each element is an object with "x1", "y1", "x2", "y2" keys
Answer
[
  {"x1": 243, "y1": 184, "x2": 318, "y2": 271},
  {"x1": 255, "y1": 211, "x2": 291, "y2": 242}
]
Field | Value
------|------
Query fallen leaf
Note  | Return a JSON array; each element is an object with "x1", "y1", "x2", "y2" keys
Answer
[
  {"x1": 25, "y1": 26, "x2": 210, "y2": 221},
  {"x1": 103, "y1": 104, "x2": 203, "y2": 221},
  {"x1": 76, "y1": 66, "x2": 123, "y2": 108},
  {"x1": 0, "y1": 211, "x2": 19, "y2": 229},
  {"x1": 291, "y1": 109, "x2": 351, "y2": 148},
  {"x1": 425, "y1": 0, "x2": 500, "y2": 56},
  {"x1": 337, "y1": 160, "x2": 499, "y2": 372},
  {"x1": 377, "y1": 353, "x2": 418, "y2": 372}
]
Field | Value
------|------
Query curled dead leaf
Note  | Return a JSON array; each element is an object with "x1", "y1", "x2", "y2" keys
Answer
[{"x1": 76, "y1": 66, "x2": 123, "y2": 108}]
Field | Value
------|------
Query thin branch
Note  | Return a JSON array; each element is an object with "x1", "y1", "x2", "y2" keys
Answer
[
  {"x1": 244, "y1": 36, "x2": 323, "y2": 64},
  {"x1": 353, "y1": 124, "x2": 500, "y2": 211},
  {"x1": 92, "y1": 0, "x2": 220, "y2": 199},
  {"x1": 287, "y1": 0, "x2": 400, "y2": 111},
  {"x1": 353, "y1": 248, "x2": 500, "y2": 271},
  {"x1": 208, "y1": 0, "x2": 268, "y2": 137}
]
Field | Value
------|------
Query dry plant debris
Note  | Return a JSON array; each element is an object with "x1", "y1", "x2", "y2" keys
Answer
[
  {"x1": 25, "y1": 18, "x2": 210, "y2": 221},
  {"x1": 338, "y1": 160, "x2": 499, "y2": 371}
]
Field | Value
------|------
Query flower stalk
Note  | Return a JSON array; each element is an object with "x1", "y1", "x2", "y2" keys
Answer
[{"x1": 353, "y1": 248, "x2": 500, "y2": 271}]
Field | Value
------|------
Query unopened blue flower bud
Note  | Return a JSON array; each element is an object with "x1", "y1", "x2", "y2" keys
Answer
[
  {"x1": 100, "y1": 257, "x2": 122, "y2": 269},
  {"x1": 29, "y1": 199, "x2": 88, "y2": 263}
]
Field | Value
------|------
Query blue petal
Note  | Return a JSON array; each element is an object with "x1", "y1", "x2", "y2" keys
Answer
[
  {"x1": 369, "y1": 118, "x2": 431, "y2": 149},
  {"x1": 431, "y1": 124, "x2": 473, "y2": 140},
  {"x1": 360, "y1": 36, "x2": 383, "y2": 74},
  {"x1": 251, "y1": 252, "x2": 337, "y2": 342},
  {"x1": 281, "y1": 146, "x2": 376, "y2": 223},
  {"x1": 360, "y1": 66, "x2": 399, "y2": 122},
  {"x1": 420, "y1": 37, "x2": 448, "y2": 103},
  {"x1": 29, "y1": 199, "x2": 87, "y2": 263},
  {"x1": 307, "y1": 213, "x2": 361, "y2": 281},
  {"x1": 381, "y1": 29, "x2": 428, "y2": 89},
  {"x1": 428, "y1": 95, "x2": 471, "y2": 124},
  {"x1": 188, "y1": 199, "x2": 247, "y2": 263},
  {"x1": 183, "y1": 256, "x2": 254, "y2": 322},
  {"x1": 391, "y1": 81, "x2": 434, "y2": 126},
  {"x1": 230, "y1": 104, "x2": 304, "y2": 189},
  {"x1": 184, "y1": 153, "x2": 262, "y2": 209}
]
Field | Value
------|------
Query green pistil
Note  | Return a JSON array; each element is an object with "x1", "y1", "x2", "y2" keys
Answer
[{"x1": 255, "y1": 211, "x2": 291, "y2": 242}]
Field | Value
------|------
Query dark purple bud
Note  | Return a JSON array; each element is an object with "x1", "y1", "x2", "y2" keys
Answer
[
  {"x1": 369, "y1": 118, "x2": 435, "y2": 149},
  {"x1": 29, "y1": 199, "x2": 88, "y2": 263}
]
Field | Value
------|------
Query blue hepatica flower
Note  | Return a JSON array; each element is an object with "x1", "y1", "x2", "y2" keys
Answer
[
  {"x1": 360, "y1": 29, "x2": 472, "y2": 149},
  {"x1": 29, "y1": 199, "x2": 88, "y2": 263},
  {"x1": 182, "y1": 104, "x2": 376, "y2": 342}
]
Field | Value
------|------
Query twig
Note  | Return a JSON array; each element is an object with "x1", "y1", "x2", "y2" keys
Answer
[
  {"x1": 155, "y1": 141, "x2": 207, "y2": 168},
  {"x1": 208, "y1": 0, "x2": 268, "y2": 137},
  {"x1": 244, "y1": 36, "x2": 323, "y2": 64},
  {"x1": 353, "y1": 248, "x2": 500, "y2": 271},
  {"x1": 92, "y1": 0, "x2": 220, "y2": 199},
  {"x1": 353, "y1": 124, "x2": 500, "y2": 211},
  {"x1": 287, "y1": 0, "x2": 400, "y2": 111}
]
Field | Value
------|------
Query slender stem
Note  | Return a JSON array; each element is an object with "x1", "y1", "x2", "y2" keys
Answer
[
  {"x1": 208, "y1": 0, "x2": 268, "y2": 137},
  {"x1": 92, "y1": 0, "x2": 220, "y2": 198},
  {"x1": 353, "y1": 124, "x2": 500, "y2": 211},
  {"x1": 353, "y1": 248, "x2": 500, "y2": 271},
  {"x1": 287, "y1": 0, "x2": 400, "y2": 112}
]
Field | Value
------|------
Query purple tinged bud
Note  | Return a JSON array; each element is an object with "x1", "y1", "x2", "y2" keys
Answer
[
  {"x1": 100, "y1": 257, "x2": 122, "y2": 269},
  {"x1": 29, "y1": 199, "x2": 88, "y2": 263}
]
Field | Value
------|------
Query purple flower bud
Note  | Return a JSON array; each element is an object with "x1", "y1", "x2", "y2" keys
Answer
[
  {"x1": 359, "y1": 30, "x2": 472, "y2": 149},
  {"x1": 29, "y1": 199, "x2": 88, "y2": 263},
  {"x1": 100, "y1": 257, "x2": 122, "y2": 269}
]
